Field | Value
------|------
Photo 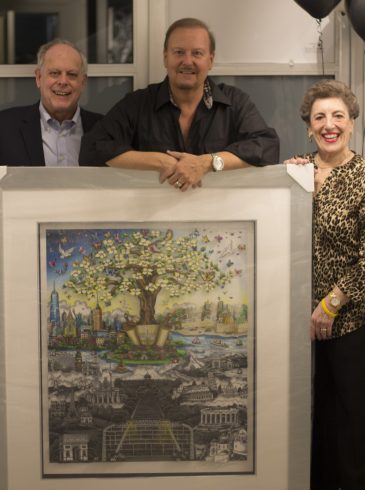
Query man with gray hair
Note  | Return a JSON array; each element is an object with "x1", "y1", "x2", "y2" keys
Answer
[{"x1": 0, "y1": 39, "x2": 102, "y2": 166}]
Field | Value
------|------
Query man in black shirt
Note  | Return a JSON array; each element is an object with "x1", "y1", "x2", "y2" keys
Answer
[{"x1": 80, "y1": 18, "x2": 280, "y2": 191}]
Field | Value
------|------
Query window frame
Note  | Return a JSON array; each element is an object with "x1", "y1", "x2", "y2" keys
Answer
[{"x1": 0, "y1": 0, "x2": 149, "y2": 88}]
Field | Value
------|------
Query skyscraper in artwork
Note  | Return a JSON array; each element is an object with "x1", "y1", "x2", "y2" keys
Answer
[{"x1": 50, "y1": 281, "x2": 61, "y2": 332}]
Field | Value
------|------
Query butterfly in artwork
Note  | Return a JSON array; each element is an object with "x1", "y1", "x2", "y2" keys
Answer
[
  {"x1": 92, "y1": 241, "x2": 102, "y2": 250},
  {"x1": 200, "y1": 271, "x2": 215, "y2": 282},
  {"x1": 56, "y1": 263, "x2": 68, "y2": 275}
]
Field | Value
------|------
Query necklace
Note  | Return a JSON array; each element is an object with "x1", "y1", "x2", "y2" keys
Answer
[{"x1": 315, "y1": 151, "x2": 353, "y2": 169}]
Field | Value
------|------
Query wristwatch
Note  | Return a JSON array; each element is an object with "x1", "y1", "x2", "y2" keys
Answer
[
  {"x1": 211, "y1": 153, "x2": 224, "y2": 172},
  {"x1": 329, "y1": 291, "x2": 341, "y2": 310}
]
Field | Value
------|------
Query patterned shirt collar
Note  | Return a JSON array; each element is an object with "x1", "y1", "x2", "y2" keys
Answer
[{"x1": 169, "y1": 79, "x2": 213, "y2": 110}]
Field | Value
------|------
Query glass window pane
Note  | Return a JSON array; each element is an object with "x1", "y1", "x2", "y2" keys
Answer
[
  {"x1": 81, "y1": 76, "x2": 133, "y2": 113},
  {"x1": 0, "y1": 0, "x2": 133, "y2": 64},
  {"x1": 211, "y1": 75, "x2": 331, "y2": 161},
  {"x1": 0, "y1": 78, "x2": 39, "y2": 110},
  {"x1": 0, "y1": 76, "x2": 132, "y2": 114},
  {"x1": 89, "y1": 0, "x2": 133, "y2": 63},
  {"x1": 15, "y1": 13, "x2": 58, "y2": 63}
]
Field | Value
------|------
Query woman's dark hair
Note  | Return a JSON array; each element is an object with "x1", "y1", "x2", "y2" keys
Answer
[{"x1": 300, "y1": 79, "x2": 359, "y2": 123}]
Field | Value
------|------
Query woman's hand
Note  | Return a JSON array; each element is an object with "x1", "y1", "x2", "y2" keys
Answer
[
  {"x1": 283, "y1": 157, "x2": 310, "y2": 165},
  {"x1": 310, "y1": 301, "x2": 335, "y2": 341}
]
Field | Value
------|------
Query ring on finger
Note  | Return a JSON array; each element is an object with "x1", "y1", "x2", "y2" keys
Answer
[
  {"x1": 320, "y1": 327, "x2": 327, "y2": 334},
  {"x1": 175, "y1": 180, "x2": 183, "y2": 188}
]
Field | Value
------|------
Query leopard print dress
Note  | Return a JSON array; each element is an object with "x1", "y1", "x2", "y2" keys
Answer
[{"x1": 304, "y1": 152, "x2": 365, "y2": 338}]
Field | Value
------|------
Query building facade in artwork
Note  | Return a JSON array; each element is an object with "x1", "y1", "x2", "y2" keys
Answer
[
  {"x1": 92, "y1": 297, "x2": 103, "y2": 331},
  {"x1": 180, "y1": 383, "x2": 214, "y2": 403},
  {"x1": 200, "y1": 407, "x2": 240, "y2": 427},
  {"x1": 59, "y1": 433, "x2": 89, "y2": 462}
]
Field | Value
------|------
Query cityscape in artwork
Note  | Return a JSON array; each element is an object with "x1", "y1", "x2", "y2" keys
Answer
[{"x1": 41, "y1": 223, "x2": 254, "y2": 475}]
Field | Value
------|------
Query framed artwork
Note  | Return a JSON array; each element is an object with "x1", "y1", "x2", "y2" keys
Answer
[
  {"x1": 40, "y1": 221, "x2": 254, "y2": 476},
  {"x1": 0, "y1": 165, "x2": 313, "y2": 489}
]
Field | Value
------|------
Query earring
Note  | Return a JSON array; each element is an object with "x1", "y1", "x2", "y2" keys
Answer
[{"x1": 308, "y1": 133, "x2": 313, "y2": 143}]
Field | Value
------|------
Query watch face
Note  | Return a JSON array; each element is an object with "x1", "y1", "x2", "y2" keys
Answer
[
  {"x1": 329, "y1": 295, "x2": 340, "y2": 308},
  {"x1": 212, "y1": 155, "x2": 224, "y2": 171}
]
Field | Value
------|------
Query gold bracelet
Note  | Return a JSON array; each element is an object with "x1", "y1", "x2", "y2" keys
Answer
[{"x1": 320, "y1": 299, "x2": 338, "y2": 318}]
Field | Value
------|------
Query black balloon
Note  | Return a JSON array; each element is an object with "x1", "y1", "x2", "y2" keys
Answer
[
  {"x1": 294, "y1": 0, "x2": 341, "y2": 19},
  {"x1": 346, "y1": 0, "x2": 365, "y2": 42}
]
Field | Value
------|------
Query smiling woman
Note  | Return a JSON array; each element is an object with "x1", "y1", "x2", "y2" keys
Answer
[
  {"x1": 285, "y1": 79, "x2": 365, "y2": 490},
  {"x1": 298, "y1": 80, "x2": 359, "y2": 194},
  {"x1": 309, "y1": 98, "x2": 354, "y2": 172}
]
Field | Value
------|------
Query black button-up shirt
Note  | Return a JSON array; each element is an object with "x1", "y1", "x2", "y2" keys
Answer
[{"x1": 79, "y1": 77, "x2": 280, "y2": 166}]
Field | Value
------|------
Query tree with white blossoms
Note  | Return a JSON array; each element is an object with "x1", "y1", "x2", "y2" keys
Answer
[{"x1": 65, "y1": 229, "x2": 234, "y2": 325}]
